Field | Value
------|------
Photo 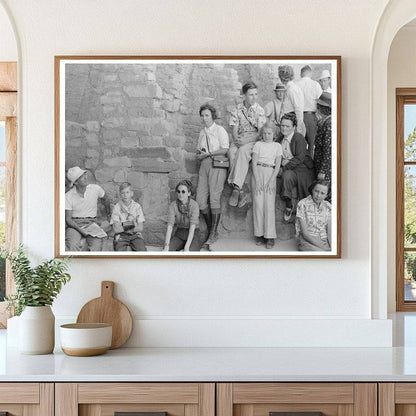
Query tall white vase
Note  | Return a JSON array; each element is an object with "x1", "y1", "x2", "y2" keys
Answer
[{"x1": 19, "y1": 306, "x2": 55, "y2": 354}]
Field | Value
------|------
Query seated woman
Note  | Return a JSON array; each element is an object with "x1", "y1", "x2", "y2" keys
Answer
[
  {"x1": 163, "y1": 180, "x2": 202, "y2": 252},
  {"x1": 295, "y1": 179, "x2": 331, "y2": 252},
  {"x1": 276, "y1": 112, "x2": 315, "y2": 222}
]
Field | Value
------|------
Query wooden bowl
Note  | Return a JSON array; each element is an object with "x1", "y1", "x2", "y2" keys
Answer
[{"x1": 60, "y1": 323, "x2": 112, "y2": 356}]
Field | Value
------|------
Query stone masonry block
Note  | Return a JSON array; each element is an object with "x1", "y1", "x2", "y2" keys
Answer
[
  {"x1": 126, "y1": 171, "x2": 146, "y2": 189},
  {"x1": 102, "y1": 117, "x2": 125, "y2": 129},
  {"x1": 103, "y1": 156, "x2": 132, "y2": 168},
  {"x1": 119, "y1": 147, "x2": 170, "y2": 159},
  {"x1": 85, "y1": 121, "x2": 100, "y2": 132},
  {"x1": 68, "y1": 138, "x2": 82, "y2": 147},
  {"x1": 140, "y1": 136, "x2": 164, "y2": 147},
  {"x1": 147, "y1": 72, "x2": 156, "y2": 82},
  {"x1": 87, "y1": 148, "x2": 99, "y2": 158},
  {"x1": 102, "y1": 129, "x2": 121, "y2": 144},
  {"x1": 121, "y1": 137, "x2": 140, "y2": 148},
  {"x1": 100, "y1": 93, "x2": 124, "y2": 105},
  {"x1": 95, "y1": 167, "x2": 118, "y2": 183},
  {"x1": 151, "y1": 120, "x2": 176, "y2": 136},
  {"x1": 141, "y1": 173, "x2": 170, "y2": 220},
  {"x1": 66, "y1": 121, "x2": 85, "y2": 139},
  {"x1": 85, "y1": 158, "x2": 99, "y2": 170},
  {"x1": 86, "y1": 133, "x2": 99, "y2": 146},
  {"x1": 131, "y1": 158, "x2": 180, "y2": 173},
  {"x1": 123, "y1": 83, "x2": 163, "y2": 98},
  {"x1": 164, "y1": 135, "x2": 186, "y2": 148},
  {"x1": 114, "y1": 169, "x2": 128, "y2": 183},
  {"x1": 162, "y1": 99, "x2": 181, "y2": 113},
  {"x1": 128, "y1": 117, "x2": 151, "y2": 133}
]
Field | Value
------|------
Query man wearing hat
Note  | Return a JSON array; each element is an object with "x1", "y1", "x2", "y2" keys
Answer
[
  {"x1": 277, "y1": 65, "x2": 306, "y2": 136},
  {"x1": 318, "y1": 69, "x2": 332, "y2": 93},
  {"x1": 65, "y1": 166, "x2": 110, "y2": 251},
  {"x1": 264, "y1": 82, "x2": 285, "y2": 128},
  {"x1": 314, "y1": 92, "x2": 332, "y2": 201},
  {"x1": 296, "y1": 65, "x2": 323, "y2": 158}
]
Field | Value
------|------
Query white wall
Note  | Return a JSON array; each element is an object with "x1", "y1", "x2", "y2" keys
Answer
[
  {"x1": 387, "y1": 25, "x2": 416, "y2": 312},
  {"x1": 0, "y1": 0, "x2": 393, "y2": 346},
  {"x1": 0, "y1": 3, "x2": 17, "y2": 61}
]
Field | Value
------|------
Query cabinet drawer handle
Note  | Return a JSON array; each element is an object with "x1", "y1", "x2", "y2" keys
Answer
[
  {"x1": 115, "y1": 412, "x2": 168, "y2": 416},
  {"x1": 270, "y1": 413, "x2": 324, "y2": 416}
]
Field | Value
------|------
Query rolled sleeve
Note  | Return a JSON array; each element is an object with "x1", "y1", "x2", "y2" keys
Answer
[
  {"x1": 65, "y1": 190, "x2": 73, "y2": 211},
  {"x1": 296, "y1": 200, "x2": 306, "y2": 221},
  {"x1": 218, "y1": 126, "x2": 230, "y2": 149},
  {"x1": 252, "y1": 141, "x2": 261, "y2": 155},
  {"x1": 98, "y1": 186, "x2": 105, "y2": 198},
  {"x1": 229, "y1": 108, "x2": 239, "y2": 126},
  {"x1": 189, "y1": 200, "x2": 200, "y2": 226},
  {"x1": 167, "y1": 202, "x2": 176, "y2": 226}
]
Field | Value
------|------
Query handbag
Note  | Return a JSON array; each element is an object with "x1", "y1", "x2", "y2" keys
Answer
[
  {"x1": 212, "y1": 155, "x2": 230, "y2": 169},
  {"x1": 204, "y1": 130, "x2": 230, "y2": 169}
]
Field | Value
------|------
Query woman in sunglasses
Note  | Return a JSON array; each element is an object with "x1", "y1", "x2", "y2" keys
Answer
[{"x1": 163, "y1": 180, "x2": 202, "y2": 252}]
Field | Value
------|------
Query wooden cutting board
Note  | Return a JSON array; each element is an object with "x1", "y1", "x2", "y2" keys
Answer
[{"x1": 76, "y1": 281, "x2": 133, "y2": 349}]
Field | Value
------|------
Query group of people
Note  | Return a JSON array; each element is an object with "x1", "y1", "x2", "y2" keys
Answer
[{"x1": 64, "y1": 64, "x2": 333, "y2": 253}]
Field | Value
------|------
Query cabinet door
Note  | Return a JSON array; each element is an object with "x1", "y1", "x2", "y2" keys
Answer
[
  {"x1": 0, "y1": 383, "x2": 53, "y2": 416},
  {"x1": 217, "y1": 383, "x2": 377, "y2": 416},
  {"x1": 379, "y1": 383, "x2": 416, "y2": 416},
  {"x1": 55, "y1": 383, "x2": 215, "y2": 416}
]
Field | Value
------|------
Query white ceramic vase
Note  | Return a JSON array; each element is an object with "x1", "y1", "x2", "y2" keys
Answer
[{"x1": 19, "y1": 305, "x2": 55, "y2": 354}]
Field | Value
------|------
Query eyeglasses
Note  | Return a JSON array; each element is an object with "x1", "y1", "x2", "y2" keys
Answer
[{"x1": 176, "y1": 190, "x2": 187, "y2": 194}]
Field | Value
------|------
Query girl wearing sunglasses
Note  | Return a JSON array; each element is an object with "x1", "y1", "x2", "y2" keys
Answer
[{"x1": 163, "y1": 180, "x2": 202, "y2": 252}]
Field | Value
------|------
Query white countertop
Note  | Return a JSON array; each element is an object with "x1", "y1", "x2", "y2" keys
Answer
[{"x1": 2, "y1": 328, "x2": 416, "y2": 382}]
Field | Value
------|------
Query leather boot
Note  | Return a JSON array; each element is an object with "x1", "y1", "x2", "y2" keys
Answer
[
  {"x1": 206, "y1": 213, "x2": 221, "y2": 245},
  {"x1": 201, "y1": 210, "x2": 212, "y2": 243}
]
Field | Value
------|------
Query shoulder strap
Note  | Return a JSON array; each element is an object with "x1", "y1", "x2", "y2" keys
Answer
[
  {"x1": 277, "y1": 91, "x2": 286, "y2": 123},
  {"x1": 204, "y1": 129, "x2": 211, "y2": 153},
  {"x1": 241, "y1": 107, "x2": 256, "y2": 129}
]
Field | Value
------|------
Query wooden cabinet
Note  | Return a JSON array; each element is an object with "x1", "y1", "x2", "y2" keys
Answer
[
  {"x1": 217, "y1": 383, "x2": 377, "y2": 416},
  {"x1": 55, "y1": 383, "x2": 215, "y2": 416},
  {"x1": 0, "y1": 383, "x2": 53, "y2": 416},
  {"x1": 378, "y1": 383, "x2": 416, "y2": 416},
  {"x1": 0, "y1": 381, "x2": 386, "y2": 416}
]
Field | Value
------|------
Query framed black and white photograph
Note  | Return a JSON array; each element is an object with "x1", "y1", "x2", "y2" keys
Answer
[{"x1": 55, "y1": 56, "x2": 341, "y2": 258}]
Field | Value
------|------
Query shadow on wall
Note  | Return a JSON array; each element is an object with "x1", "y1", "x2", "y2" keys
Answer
[{"x1": 64, "y1": 63, "x2": 328, "y2": 248}]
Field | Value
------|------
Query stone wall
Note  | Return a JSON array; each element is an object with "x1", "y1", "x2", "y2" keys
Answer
[{"x1": 65, "y1": 62, "x2": 328, "y2": 247}]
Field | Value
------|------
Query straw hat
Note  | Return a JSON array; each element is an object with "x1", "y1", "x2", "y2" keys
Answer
[{"x1": 319, "y1": 69, "x2": 331, "y2": 80}]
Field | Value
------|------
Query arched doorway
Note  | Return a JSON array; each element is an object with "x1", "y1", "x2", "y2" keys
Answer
[
  {"x1": 0, "y1": 0, "x2": 18, "y2": 327},
  {"x1": 371, "y1": 0, "x2": 416, "y2": 319}
]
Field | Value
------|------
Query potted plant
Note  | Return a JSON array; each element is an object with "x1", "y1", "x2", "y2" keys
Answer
[{"x1": 1, "y1": 245, "x2": 71, "y2": 354}]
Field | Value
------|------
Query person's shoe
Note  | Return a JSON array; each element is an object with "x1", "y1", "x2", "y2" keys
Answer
[
  {"x1": 266, "y1": 238, "x2": 275, "y2": 249},
  {"x1": 229, "y1": 188, "x2": 240, "y2": 207},
  {"x1": 237, "y1": 190, "x2": 250, "y2": 208},
  {"x1": 255, "y1": 236, "x2": 265, "y2": 246},
  {"x1": 284, "y1": 207, "x2": 293, "y2": 222}
]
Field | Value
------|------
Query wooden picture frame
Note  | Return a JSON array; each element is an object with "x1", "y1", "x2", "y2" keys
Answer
[{"x1": 55, "y1": 56, "x2": 341, "y2": 258}]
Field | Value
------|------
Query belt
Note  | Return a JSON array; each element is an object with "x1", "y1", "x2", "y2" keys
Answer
[
  {"x1": 72, "y1": 217, "x2": 96, "y2": 219},
  {"x1": 304, "y1": 111, "x2": 316, "y2": 114},
  {"x1": 257, "y1": 162, "x2": 275, "y2": 168}
]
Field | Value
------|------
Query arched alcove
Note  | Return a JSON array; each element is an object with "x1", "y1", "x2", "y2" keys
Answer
[
  {"x1": 0, "y1": 2, "x2": 17, "y2": 61},
  {"x1": 371, "y1": 0, "x2": 416, "y2": 319}
]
